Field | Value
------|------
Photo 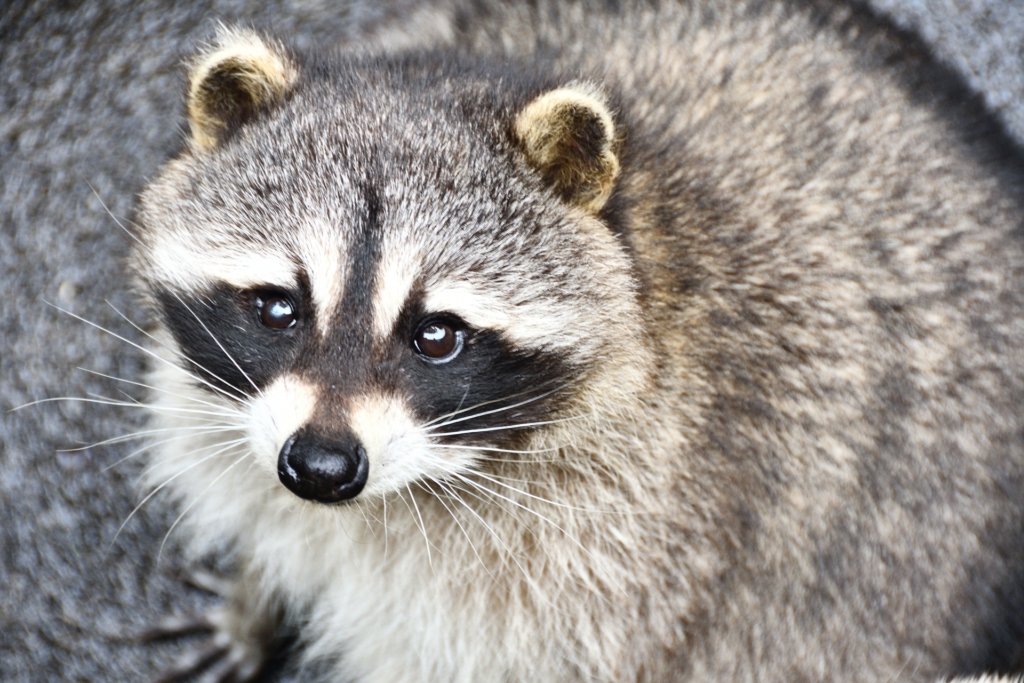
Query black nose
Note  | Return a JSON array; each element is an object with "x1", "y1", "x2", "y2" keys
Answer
[{"x1": 277, "y1": 430, "x2": 369, "y2": 503}]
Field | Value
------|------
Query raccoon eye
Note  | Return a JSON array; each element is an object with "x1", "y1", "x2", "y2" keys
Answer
[
  {"x1": 413, "y1": 320, "x2": 463, "y2": 362},
  {"x1": 255, "y1": 293, "x2": 297, "y2": 330}
]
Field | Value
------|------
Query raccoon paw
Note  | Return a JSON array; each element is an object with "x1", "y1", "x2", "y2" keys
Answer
[{"x1": 140, "y1": 570, "x2": 275, "y2": 683}]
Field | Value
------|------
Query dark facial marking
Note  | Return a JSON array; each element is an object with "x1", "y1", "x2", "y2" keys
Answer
[
  {"x1": 293, "y1": 185, "x2": 384, "y2": 396},
  {"x1": 384, "y1": 300, "x2": 580, "y2": 448},
  {"x1": 155, "y1": 281, "x2": 308, "y2": 398}
]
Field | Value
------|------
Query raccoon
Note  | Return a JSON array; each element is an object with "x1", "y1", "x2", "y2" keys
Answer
[{"x1": 131, "y1": 0, "x2": 1024, "y2": 681}]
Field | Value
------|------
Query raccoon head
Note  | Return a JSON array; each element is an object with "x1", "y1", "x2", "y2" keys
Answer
[{"x1": 133, "y1": 29, "x2": 649, "y2": 507}]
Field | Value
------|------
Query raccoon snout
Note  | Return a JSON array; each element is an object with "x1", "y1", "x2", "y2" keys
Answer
[{"x1": 277, "y1": 430, "x2": 369, "y2": 503}]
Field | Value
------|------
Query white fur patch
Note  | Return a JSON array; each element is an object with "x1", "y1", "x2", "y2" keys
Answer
[
  {"x1": 145, "y1": 230, "x2": 297, "y2": 293},
  {"x1": 348, "y1": 393, "x2": 475, "y2": 496},
  {"x1": 424, "y1": 281, "x2": 569, "y2": 348},
  {"x1": 296, "y1": 221, "x2": 346, "y2": 336},
  {"x1": 372, "y1": 248, "x2": 421, "y2": 339},
  {"x1": 248, "y1": 374, "x2": 320, "y2": 476}
]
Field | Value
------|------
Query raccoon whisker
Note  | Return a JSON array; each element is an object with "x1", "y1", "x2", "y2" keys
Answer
[
  {"x1": 48, "y1": 301, "x2": 248, "y2": 405},
  {"x1": 76, "y1": 367, "x2": 240, "y2": 413},
  {"x1": 434, "y1": 444, "x2": 562, "y2": 455},
  {"x1": 158, "y1": 450, "x2": 250, "y2": 562},
  {"x1": 417, "y1": 378, "x2": 573, "y2": 428},
  {"x1": 83, "y1": 389, "x2": 246, "y2": 421},
  {"x1": 355, "y1": 503, "x2": 378, "y2": 540},
  {"x1": 64, "y1": 423, "x2": 235, "y2": 459},
  {"x1": 417, "y1": 388, "x2": 510, "y2": 429},
  {"x1": 470, "y1": 470, "x2": 612, "y2": 515},
  {"x1": 111, "y1": 398, "x2": 242, "y2": 421},
  {"x1": 450, "y1": 472, "x2": 626, "y2": 596},
  {"x1": 355, "y1": 498, "x2": 385, "y2": 529},
  {"x1": 451, "y1": 386, "x2": 471, "y2": 423},
  {"x1": 467, "y1": 456, "x2": 566, "y2": 465},
  {"x1": 85, "y1": 381, "x2": 245, "y2": 426},
  {"x1": 59, "y1": 424, "x2": 230, "y2": 453},
  {"x1": 12, "y1": 395, "x2": 242, "y2": 420},
  {"x1": 135, "y1": 436, "x2": 250, "y2": 484},
  {"x1": 381, "y1": 492, "x2": 389, "y2": 560},
  {"x1": 88, "y1": 182, "x2": 143, "y2": 246},
  {"x1": 8, "y1": 395, "x2": 115, "y2": 412},
  {"x1": 104, "y1": 301, "x2": 249, "y2": 404},
  {"x1": 170, "y1": 291, "x2": 264, "y2": 398},
  {"x1": 428, "y1": 481, "x2": 501, "y2": 584},
  {"x1": 423, "y1": 383, "x2": 571, "y2": 432},
  {"x1": 436, "y1": 481, "x2": 528, "y2": 581},
  {"x1": 433, "y1": 444, "x2": 568, "y2": 465},
  {"x1": 882, "y1": 655, "x2": 918, "y2": 683},
  {"x1": 440, "y1": 481, "x2": 552, "y2": 593},
  {"x1": 111, "y1": 441, "x2": 244, "y2": 549},
  {"x1": 402, "y1": 484, "x2": 434, "y2": 570},
  {"x1": 100, "y1": 427, "x2": 240, "y2": 472},
  {"x1": 432, "y1": 413, "x2": 588, "y2": 438}
]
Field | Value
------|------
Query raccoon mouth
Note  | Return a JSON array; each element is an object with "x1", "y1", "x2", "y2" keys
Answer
[{"x1": 277, "y1": 431, "x2": 369, "y2": 504}]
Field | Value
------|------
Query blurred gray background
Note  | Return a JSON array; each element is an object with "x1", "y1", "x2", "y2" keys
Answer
[{"x1": 1, "y1": 0, "x2": 1022, "y2": 680}]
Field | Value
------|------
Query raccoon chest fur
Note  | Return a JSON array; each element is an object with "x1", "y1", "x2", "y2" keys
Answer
[{"x1": 132, "y1": 1, "x2": 1024, "y2": 681}]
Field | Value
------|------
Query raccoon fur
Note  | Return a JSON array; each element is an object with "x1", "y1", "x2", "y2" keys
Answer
[{"x1": 131, "y1": 0, "x2": 1024, "y2": 681}]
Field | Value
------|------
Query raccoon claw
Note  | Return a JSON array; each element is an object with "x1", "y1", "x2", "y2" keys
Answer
[
  {"x1": 146, "y1": 607, "x2": 265, "y2": 683},
  {"x1": 150, "y1": 641, "x2": 223, "y2": 683},
  {"x1": 137, "y1": 613, "x2": 218, "y2": 641}
]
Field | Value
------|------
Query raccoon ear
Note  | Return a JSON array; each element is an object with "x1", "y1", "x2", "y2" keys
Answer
[
  {"x1": 186, "y1": 27, "x2": 298, "y2": 151},
  {"x1": 514, "y1": 85, "x2": 620, "y2": 212}
]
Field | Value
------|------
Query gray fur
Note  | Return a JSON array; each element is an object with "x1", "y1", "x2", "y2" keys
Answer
[
  {"x1": 2, "y1": 1, "x2": 1024, "y2": 682},
  {"x1": 134, "y1": 0, "x2": 1024, "y2": 681}
]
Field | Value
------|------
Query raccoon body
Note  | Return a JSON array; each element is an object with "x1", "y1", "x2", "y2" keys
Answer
[{"x1": 133, "y1": 1, "x2": 1024, "y2": 681}]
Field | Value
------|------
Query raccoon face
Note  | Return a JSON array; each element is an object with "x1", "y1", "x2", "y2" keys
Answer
[{"x1": 133, "y1": 29, "x2": 644, "y2": 505}]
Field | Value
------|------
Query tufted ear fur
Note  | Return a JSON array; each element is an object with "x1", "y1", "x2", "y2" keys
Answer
[
  {"x1": 513, "y1": 85, "x2": 620, "y2": 212},
  {"x1": 186, "y1": 27, "x2": 298, "y2": 151}
]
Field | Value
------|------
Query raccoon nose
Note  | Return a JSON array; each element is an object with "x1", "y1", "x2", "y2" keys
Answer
[{"x1": 277, "y1": 430, "x2": 369, "y2": 503}]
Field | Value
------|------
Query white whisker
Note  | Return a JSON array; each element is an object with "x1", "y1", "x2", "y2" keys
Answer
[
  {"x1": 77, "y1": 367, "x2": 239, "y2": 413},
  {"x1": 88, "y1": 182, "x2": 143, "y2": 246},
  {"x1": 104, "y1": 301, "x2": 249, "y2": 404},
  {"x1": 451, "y1": 472, "x2": 625, "y2": 596},
  {"x1": 403, "y1": 484, "x2": 434, "y2": 570},
  {"x1": 136, "y1": 436, "x2": 250, "y2": 483},
  {"x1": 13, "y1": 395, "x2": 241, "y2": 419},
  {"x1": 439, "y1": 481, "x2": 542, "y2": 589},
  {"x1": 432, "y1": 414, "x2": 587, "y2": 438},
  {"x1": 100, "y1": 427, "x2": 240, "y2": 472},
  {"x1": 45, "y1": 301, "x2": 248, "y2": 404},
  {"x1": 427, "y1": 481, "x2": 497, "y2": 583},
  {"x1": 158, "y1": 450, "x2": 250, "y2": 561},
  {"x1": 418, "y1": 379, "x2": 567, "y2": 430},
  {"x1": 356, "y1": 503, "x2": 377, "y2": 540},
  {"x1": 61, "y1": 424, "x2": 232, "y2": 453},
  {"x1": 435, "y1": 444, "x2": 561, "y2": 454},
  {"x1": 110, "y1": 440, "x2": 243, "y2": 549},
  {"x1": 170, "y1": 291, "x2": 264, "y2": 398},
  {"x1": 424, "y1": 384, "x2": 569, "y2": 432},
  {"x1": 472, "y1": 470, "x2": 611, "y2": 514}
]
